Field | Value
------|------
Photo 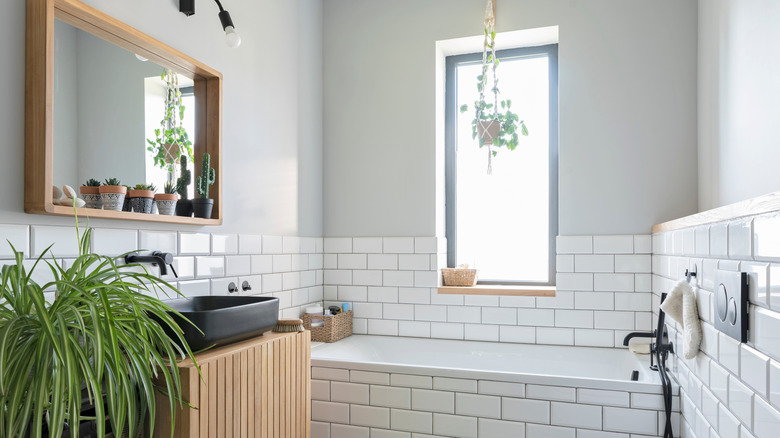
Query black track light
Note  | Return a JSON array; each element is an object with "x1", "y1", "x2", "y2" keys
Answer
[{"x1": 179, "y1": 0, "x2": 241, "y2": 48}]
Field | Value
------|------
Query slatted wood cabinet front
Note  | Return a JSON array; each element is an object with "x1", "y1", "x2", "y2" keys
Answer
[{"x1": 155, "y1": 331, "x2": 311, "y2": 438}]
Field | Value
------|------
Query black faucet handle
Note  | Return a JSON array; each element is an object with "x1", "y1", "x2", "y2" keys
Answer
[{"x1": 152, "y1": 251, "x2": 174, "y2": 264}]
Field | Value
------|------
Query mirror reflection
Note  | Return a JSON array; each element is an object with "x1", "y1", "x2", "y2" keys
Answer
[{"x1": 53, "y1": 18, "x2": 196, "y2": 202}]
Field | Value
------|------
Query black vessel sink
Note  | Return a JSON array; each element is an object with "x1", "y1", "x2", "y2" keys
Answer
[{"x1": 162, "y1": 296, "x2": 280, "y2": 350}]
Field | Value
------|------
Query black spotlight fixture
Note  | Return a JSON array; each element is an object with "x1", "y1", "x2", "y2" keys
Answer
[{"x1": 179, "y1": 0, "x2": 241, "y2": 48}]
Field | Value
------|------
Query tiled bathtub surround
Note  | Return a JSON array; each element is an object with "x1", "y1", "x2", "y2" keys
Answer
[
  {"x1": 653, "y1": 213, "x2": 780, "y2": 438},
  {"x1": 323, "y1": 235, "x2": 653, "y2": 347},
  {"x1": 1, "y1": 225, "x2": 324, "y2": 319},
  {"x1": 310, "y1": 364, "x2": 678, "y2": 438}
]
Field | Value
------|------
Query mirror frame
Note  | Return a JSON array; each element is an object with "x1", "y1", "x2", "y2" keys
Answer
[{"x1": 25, "y1": 0, "x2": 223, "y2": 225}]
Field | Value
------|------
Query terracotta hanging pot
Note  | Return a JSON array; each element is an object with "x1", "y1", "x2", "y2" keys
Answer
[
  {"x1": 163, "y1": 143, "x2": 181, "y2": 164},
  {"x1": 477, "y1": 120, "x2": 501, "y2": 145}
]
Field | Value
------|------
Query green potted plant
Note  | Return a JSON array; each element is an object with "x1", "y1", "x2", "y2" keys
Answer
[
  {"x1": 129, "y1": 183, "x2": 157, "y2": 214},
  {"x1": 79, "y1": 178, "x2": 102, "y2": 209},
  {"x1": 175, "y1": 155, "x2": 193, "y2": 217},
  {"x1": 98, "y1": 177, "x2": 126, "y2": 211},
  {"x1": 146, "y1": 68, "x2": 193, "y2": 173},
  {"x1": 192, "y1": 153, "x2": 215, "y2": 219},
  {"x1": 155, "y1": 181, "x2": 179, "y2": 216},
  {"x1": 0, "y1": 214, "x2": 198, "y2": 437},
  {"x1": 459, "y1": 2, "x2": 528, "y2": 174}
]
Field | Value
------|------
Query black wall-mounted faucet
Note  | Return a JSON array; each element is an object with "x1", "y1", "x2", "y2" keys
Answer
[{"x1": 125, "y1": 251, "x2": 178, "y2": 277}]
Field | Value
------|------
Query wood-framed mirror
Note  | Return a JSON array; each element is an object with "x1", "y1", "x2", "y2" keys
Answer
[{"x1": 25, "y1": 0, "x2": 223, "y2": 225}]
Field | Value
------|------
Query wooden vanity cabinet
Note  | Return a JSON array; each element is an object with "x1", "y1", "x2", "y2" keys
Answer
[{"x1": 154, "y1": 331, "x2": 311, "y2": 438}]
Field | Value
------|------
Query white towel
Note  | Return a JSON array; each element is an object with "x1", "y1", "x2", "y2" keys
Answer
[{"x1": 660, "y1": 280, "x2": 702, "y2": 359}]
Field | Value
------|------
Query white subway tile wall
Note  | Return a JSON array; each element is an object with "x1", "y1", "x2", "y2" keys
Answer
[
  {"x1": 654, "y1": 212, "x2": 780, "y2": 438},
  {"x1": 310, "y1": 366, "x2": 675, "y2": 438},
  {"x1": 323, "y1": 235, "x2": 653, "y2": 347},
  {"x1": 2, "y1": 226, "x2": 324, "y2": 320}
]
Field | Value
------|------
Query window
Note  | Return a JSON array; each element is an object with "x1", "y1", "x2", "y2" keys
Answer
[{"x1": 445, "y1": 44, "x2": 558, "y2": 285}]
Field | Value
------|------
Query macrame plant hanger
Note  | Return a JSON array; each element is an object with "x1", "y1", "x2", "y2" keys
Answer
[{"x1": 478, "y1": 0, "x2": 498, "y2": 174}]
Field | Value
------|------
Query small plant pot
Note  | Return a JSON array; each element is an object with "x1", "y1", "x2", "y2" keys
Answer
[
  {"x1": 98, "y1": 185, "x2": 127, "y2": 211},
  {"x1": 477, "y1": 120, "x2": 501, "y2": 145},
  {"x1": 176, "y1": 199, "x2": 193, "y2": 217},
  {"x1": 128, "y1": 190, "x2": 155, "y2": 214},
  {"x1": 192, "y1": 198, "x2": 214, "y2": 219},
  {"x1": 154, "y1": 193, "x2": 179, "y2": 216},
  {"x1": 79, "y1": 186, "x2": 102, "y2": 209}
]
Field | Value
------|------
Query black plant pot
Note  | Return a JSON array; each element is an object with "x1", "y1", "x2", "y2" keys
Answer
[
  {"x1": 192, "y1": 198, "x2": 214, "y2": 219},
  {"x1": 175, "y1": 199, "x2": 193, "y2": 217},
  {"x1": 122, "y1": 196, "x2": 133, "y2": 212}
]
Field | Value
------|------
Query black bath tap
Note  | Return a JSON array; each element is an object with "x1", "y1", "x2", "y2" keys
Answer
[
  {"x1": 624, "y1": 294, "x2": 676, "y2": 438},
  {"x1": 125, "y1": 251, "x2": 177, "y2": 277}
]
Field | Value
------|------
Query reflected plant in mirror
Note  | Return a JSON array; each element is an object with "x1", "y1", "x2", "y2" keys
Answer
[
  {"x1": 175, "y1": 155, "x2": 193, "y2": 217},
  {"x1": 193, "y1": 153, "x2": 216, "y2": 219},
  {"x1": 146, "y1": 68, "x2": 194, "y2": 173},
  {"x1": 79, "y1": 178, "x2": 102, "y2": 209}
]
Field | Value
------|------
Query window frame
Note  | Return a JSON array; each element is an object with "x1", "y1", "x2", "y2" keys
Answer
[{"x1": 445, "y1": 43, "x2": 559, "y2": 286}]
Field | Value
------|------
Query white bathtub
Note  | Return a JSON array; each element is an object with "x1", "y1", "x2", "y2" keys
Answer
[
  {"x1": 310, "y1": 336, "x2": 679, "y2": 438},
  {"x1": 312, "y1": 335, "x2": 660, "y2": 392}
]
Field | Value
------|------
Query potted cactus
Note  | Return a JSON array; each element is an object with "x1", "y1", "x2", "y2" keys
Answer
[
  {"x1": 192, "y1": 153, "x2": 215, "y2": 219},
  {"x1": 128, "y1": 183, "x2": 156, "y2": 214},
  {"x1": 175, "y1": 155, "x2": 193, "y2": 217},
  {"x1": 155, "y1": 181, "x2": 179, "y2": 216},
  {"x1": 79, "y1": 178, "x2": 102, "y2": 209},
  {"x1": 98, "y1": 178, "x2": 126, "y2": 211}
]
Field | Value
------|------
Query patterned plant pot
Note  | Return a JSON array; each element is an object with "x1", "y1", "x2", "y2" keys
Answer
[
  {"x1": 128, "y1": 190, "x2": 155, "y2": 214},
  {"x1": 79, "y1": 186, "x2": 102, "y2": 209},
  {"x1": 130, "y1": 197, "x2": 154, "y2": 214},
  {"x1": 122, "y1": 197, "x2": 133, "y2": 212},
  {"x1": 98, "y1": 185, "x2": 127, "y2": 211},
  {"x1": 154, "y1": 193, "x2": 178, "y2": 216}
]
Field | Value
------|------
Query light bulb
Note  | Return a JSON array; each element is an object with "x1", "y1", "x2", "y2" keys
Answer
[{"x1": 225, "y1": 26, "x2": 242, "y2": 48}]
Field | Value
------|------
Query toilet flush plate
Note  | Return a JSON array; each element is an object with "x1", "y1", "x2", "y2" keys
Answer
[{"x1": 714, "y1": 270, "x2": 748, "y2": 342}]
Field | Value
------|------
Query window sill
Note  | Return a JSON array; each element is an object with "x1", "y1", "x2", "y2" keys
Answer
[{"x1": 437, "y1": 285, "x2": 556, "y2": 297}]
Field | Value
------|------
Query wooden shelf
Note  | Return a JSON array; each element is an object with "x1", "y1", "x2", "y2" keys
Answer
[
  {"x1": 652, "y1": 190, "x2": 780, "y2": 233},
  {"x1": 438, "y1": 285, "x2": 556, "y2": 297},
  {"x1": 26, "y1": 204, "x2": 221, "y2": 225}
]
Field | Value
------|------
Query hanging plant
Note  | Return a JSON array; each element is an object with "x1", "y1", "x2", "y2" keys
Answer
[
  {"x1": 146, "y1": 68, "x2": 194, "y2": 173},
  {"x1": 459, "y1": 0, "x2": 528, "y2": 174}
]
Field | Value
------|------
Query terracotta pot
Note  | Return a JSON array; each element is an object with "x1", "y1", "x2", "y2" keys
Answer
[
  {"x1": 477, "y1": 120, "x2": 501, "y2": 144},
  {"x1": 79, "y1": 186, "x2": 102, "y2": 209},
  {"x1": 163, "y1": 143, "x2": 181, "y2": 164},
  {"x1": 154, "y1": 193, "x2": 179, "y2": 202},
  {"x1": 98, "y1": 185, "x2": 127, "y2": 195},
  {"x1": 127, "y1": 190, "x2": 154, "y2": 199},
  {"x1": 192, "y1": 198, "x2": 214, "y2": 219}
]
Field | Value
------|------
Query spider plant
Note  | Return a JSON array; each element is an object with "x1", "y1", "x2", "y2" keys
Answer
[{"x1": 0, "y1": 213, "x2": 199, "y2": 437}]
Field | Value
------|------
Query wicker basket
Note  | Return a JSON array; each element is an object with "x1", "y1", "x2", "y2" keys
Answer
[
  {"x1": 302, "y1": 310, "x2": 353, "y2": 343},
  {"x1": 441, "y1": 268, "x2": 478, "y2": 286}
]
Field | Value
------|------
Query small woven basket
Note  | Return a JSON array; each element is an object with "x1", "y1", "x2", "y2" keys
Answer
[
  {"x1": 441, "y1": 268, "x2": 478, "y2": 286},
  {"x1": 302, "y1": 310, "x2": 353, "y2": 343}
]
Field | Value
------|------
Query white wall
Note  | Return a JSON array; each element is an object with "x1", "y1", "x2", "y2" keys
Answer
[
  {"x1": 1, "y1": 0, "x2": 322, "y2": 236},
  {"x1": 323, "y1": 0, "x2": 699, "y2": 237},
  {"x1": 698, "y1": 0, "x2": 780, "y2": 211}
]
